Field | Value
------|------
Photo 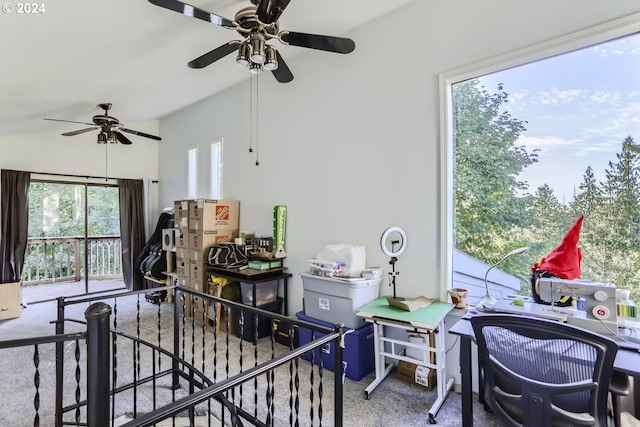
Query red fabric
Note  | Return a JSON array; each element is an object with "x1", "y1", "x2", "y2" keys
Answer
[{"x1": 532, "y1": 215, "x2": 584, "y2": 280}]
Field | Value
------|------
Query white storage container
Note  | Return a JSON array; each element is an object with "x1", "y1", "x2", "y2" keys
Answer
[{"x1": 301, "y1": 273, "x2": 381, "y2": 329}]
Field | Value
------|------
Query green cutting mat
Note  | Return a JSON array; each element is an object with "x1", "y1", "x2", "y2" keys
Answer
[{"x1": 358, "y1": 297, "x2": 454, "y2": 329}]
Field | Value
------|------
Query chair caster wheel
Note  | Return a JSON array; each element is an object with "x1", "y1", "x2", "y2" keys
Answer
[
  {"x1": 428, "y1": 414, "x2": 437, "y2": 424},
  {"x1": 364, "y1": 391, "x2": 370, "y2": 400}
]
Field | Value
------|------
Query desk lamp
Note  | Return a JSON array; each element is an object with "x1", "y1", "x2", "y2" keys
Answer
[{"x1": 478, "y1": 246, "x2": 530, "y2": 309}]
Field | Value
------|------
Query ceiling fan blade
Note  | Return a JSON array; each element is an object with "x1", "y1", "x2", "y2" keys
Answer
[
  {"x1": 272, "y1": 51, "x2": 293, "y2": 83},
  {"x1": 188, "y1": 42, "x2": 240, "y2": 69},
  {"x1": 44, "y1": 118, "x2": 96, "y2": 126},
  {"x1": 148, "y1": 0, "x2": 235, "y2": 28},
  {"x1": 280, "y1": 31, "x2": 355, "y2": 54},
  {"x1": 114, "y1": 131, "x2": 133, "y2": 145},
  {"x1": 61, "y1": 127, "x2": 99, "y2": 136},
  {"x1": 256, "y1": 0, "x2": 291, "y2": 25},
  {"x1": 121, "y1": 128, "x2": 162, "y2": 141}
]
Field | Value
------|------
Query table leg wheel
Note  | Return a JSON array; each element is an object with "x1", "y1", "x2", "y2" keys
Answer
[
  {"x1": 428, "y1": 414, "x2": 437, "y2": 424},
  {"x1": 364, "y1": 391, "x2": 370, "y2": 400}
]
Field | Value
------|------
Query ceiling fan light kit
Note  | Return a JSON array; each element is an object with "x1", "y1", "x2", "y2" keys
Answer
[
  {"x1": 149, "y1": 0, "x2": 356, "y2": 83},
  {"x1": 44, "y1": 103, "x2": 162, "y2": 145}
]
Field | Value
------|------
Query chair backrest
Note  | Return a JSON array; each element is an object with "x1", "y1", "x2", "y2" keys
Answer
[{"x1": 471, "y1": 314, "x2": 618, "y2": 427}]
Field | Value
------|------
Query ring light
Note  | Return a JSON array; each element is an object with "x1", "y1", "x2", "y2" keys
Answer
[
  {"x1": 380, "y1": 227, "x2": 407, "y2": 301},
  {"x1": 380, "y1": 226, "x2": 407, "y2": 258}
]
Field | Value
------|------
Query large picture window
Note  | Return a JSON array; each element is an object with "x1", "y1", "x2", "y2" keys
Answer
[{"x1": 441, "y1": 15, "x2": 640, "y2": 302}]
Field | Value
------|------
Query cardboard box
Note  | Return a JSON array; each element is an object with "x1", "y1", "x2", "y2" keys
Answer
[
  {"x1": 397, "y1": 360, "x2": 436, "y2": 391},
  {"x1": 177, "y1": 293, "x2": 192, "y2": 317},
  {"x1": 175, "y1": 227, "x2": 189, "y2": 249},
  {"x1": 189, "y1": 259, "x2": 205, "y2": 283},
  {"x1": 188, "y1": 199, "x2": 240, "y2": 230},
  {"x1": 176, "y1": 257, "x2": 188, "y2": 277},
  {"x1": 0, "y1": 281, "x2": 21, "y2": 320},
  {"x1": 175, "y1": 246, "x2": 189, "y2": 260},
  {"x1": 189, "y1": 229, "x2": 238, "y2": 252},
  {"x1": 174, "y1": 199, "x2": 190, "y2": 219},
  {"x1": 175, "y1": 216, "x2": 189, "y2": 229},
  {"x1": 189, "y1": 248, "x2": 207, "y2": 262},
  {"x1": 174, "y1": 276, "x2": 190, "y2": 289}
]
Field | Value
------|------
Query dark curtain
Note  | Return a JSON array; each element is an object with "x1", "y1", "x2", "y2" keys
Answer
[
  {"x1": 118, "y1": 179, "x2": 145, "y2": 291},
  {"x1": 0, "y1": 169, "x2": 31, "y2": 283}
]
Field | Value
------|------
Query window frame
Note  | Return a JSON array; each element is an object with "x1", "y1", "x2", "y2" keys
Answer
[
  {"x1": 188, "y1": 145, "x2": 198, "y2": 199},
  {"x1": 210, "y1": 138, "x2": 223, "y2": 199},
  {"x1": 438, "y1": 13, "x2": 640, "y2": 296}
]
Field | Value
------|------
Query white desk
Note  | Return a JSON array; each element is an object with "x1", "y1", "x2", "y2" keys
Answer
[{"x1": 357, "y1": 297, "x2": 455, "y2": 424}]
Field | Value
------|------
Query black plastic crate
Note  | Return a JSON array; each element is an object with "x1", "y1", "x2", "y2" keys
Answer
[{"x1": 233, "y1": 297, "x2": 283, "y2": 342}]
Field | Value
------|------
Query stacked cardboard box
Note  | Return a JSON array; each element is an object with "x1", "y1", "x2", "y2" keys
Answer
[{"x1": 173, "y1": 198, "x2": 240, "y2": 319}]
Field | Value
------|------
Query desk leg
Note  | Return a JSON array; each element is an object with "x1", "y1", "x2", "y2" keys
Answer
[
  {"x1": 460, "y1": 334, "x2": 473, "y2": 427},
  {"x1": 364, "y1": 321, "x2": 394, "y2": 399},
  {"x1": 427, "y1": 325, "x2": 455, "y2": 423}
]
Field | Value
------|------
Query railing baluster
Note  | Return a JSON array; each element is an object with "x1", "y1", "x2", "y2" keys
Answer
[{"x1": 33, "y1": 344, "x2": 40, "y2": 427}]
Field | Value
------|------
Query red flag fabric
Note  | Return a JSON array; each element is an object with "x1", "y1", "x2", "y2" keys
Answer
[{"x1": 532, "y1": 215, "x2": 584, "y2": 280}]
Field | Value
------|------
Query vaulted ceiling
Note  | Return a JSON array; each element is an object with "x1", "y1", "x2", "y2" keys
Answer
[{"x1": 1, "y1": 0, "x2": 413, "y2": 137}]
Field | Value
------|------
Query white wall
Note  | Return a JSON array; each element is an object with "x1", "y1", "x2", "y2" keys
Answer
[
  {"x1": 0, "y1": 120, "x2": 162, "y2": 224},
  {"x1": 157, "y1": 0, "x2": 640, "y2": 316}
]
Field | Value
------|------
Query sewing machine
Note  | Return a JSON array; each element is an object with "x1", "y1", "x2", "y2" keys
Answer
[{"x1": 537, "y1": 277, "x2": 618, "y2": 335}]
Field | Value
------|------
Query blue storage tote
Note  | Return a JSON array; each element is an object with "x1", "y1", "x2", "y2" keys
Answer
[{"x1": 296, "y1": 311, "x2": 374, "y2": 381}]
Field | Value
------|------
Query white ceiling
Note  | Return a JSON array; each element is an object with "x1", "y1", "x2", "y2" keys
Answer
[{"x1": 1, "y1": 0, "x2": 413, "y2": 137}]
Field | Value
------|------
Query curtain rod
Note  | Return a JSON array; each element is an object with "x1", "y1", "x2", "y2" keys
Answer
[{"x1": 15, "y1": 169, "x2": 158, "y2": 183}]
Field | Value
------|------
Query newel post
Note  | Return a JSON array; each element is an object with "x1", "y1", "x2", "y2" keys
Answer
[{"x1": 85, "y1": 302, "x2": 112, "y2": 427}]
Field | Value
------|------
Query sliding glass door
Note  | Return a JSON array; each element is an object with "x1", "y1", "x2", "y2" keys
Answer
[{"x1": 23, "y1": 180, "x2": 123, "y2": 297}]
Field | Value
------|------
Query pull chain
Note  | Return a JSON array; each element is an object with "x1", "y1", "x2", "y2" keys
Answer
[
  {"x1": 249, "y1": 75, "x2": 254, "y2": 154},
  {"x1": 255, "y1": 74, "x2": 259, "y2": 166}
]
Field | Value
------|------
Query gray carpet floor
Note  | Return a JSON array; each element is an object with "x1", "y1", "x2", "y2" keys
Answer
[{"x1": 0, "y1": 293, "x2": 501, "y2": 426}]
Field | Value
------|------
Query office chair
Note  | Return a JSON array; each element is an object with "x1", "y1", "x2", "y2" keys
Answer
[{"x1": 471, "y1": 314, "x2": 618, "y2": 427}]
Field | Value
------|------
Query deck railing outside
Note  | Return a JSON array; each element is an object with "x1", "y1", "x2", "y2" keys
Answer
[{"x1": 22, "y1": 236, "x2": 123, "y2": 285}]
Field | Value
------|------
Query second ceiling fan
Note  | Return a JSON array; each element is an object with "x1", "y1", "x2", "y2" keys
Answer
[{"x1": 149, "y1": 0, "x2": 356, "y2": 83}]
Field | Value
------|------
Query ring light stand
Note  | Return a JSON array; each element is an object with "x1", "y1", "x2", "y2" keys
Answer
[{"x1": 380, "y1": 227, "x2": 407, "y2": 303}]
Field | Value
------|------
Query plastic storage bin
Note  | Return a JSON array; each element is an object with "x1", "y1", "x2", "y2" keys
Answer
[
  {"x1": 233, "y1": 297, "x2": 283, "y2": 342},
  {"x1": 301, "y1": 273, "x2": 380, "y2": 329},
  {"x1": 296, "y1": 311, "x2": 374, "y2": 381},
  {"x1": 240, "y1": 280, "x2": 278, "y2": 306}
]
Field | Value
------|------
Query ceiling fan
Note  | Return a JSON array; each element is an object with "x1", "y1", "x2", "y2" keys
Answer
[
  {"x1": 44, "y1": 103, "x2": 162, "y2": 145},
  {"x1": 148, "y1": 0, "x2": 356, "y2": 83}
]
